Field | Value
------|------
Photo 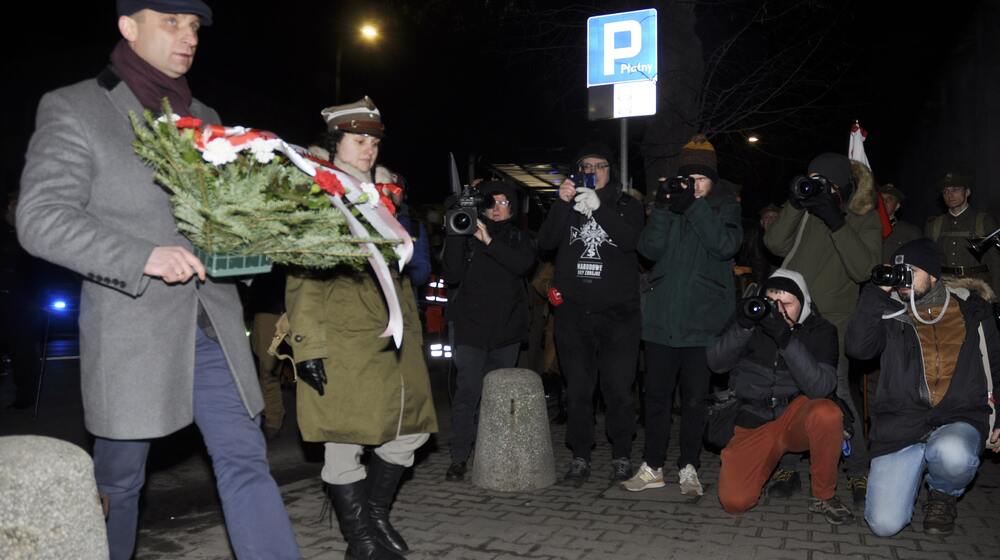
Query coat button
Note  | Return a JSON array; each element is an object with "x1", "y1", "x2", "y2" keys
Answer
[
  {"x1": 87, "y1": 272, "x2": 95, "y2": 279},
  {"x1": 294, "y1": 335, "x2": 304, "y2": 342}
]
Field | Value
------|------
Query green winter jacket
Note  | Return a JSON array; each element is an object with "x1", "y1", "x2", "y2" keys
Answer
[
  {"x1": 639, "y1": 185, "x2": 743, "y2": 347},
  {"x1": 763, "y1": 162, "x2": 882, "y2": 327}
]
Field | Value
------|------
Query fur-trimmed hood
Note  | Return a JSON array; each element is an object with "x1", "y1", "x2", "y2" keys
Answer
[
  {"x1": 847, "y1": 160, "x2": 877, "y2": 216},
  {"x1": 945, "y1": 276, "x2": 996, "y2": 303}
]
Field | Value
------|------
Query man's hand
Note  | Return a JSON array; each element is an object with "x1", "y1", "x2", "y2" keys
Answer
[
  {"x1": 296, "y1": 359, "x2": 328, "y2": 396},
  {"x1": 667, "y1": 184, "x2": 696, "y2": 214},
  {"x1": 473, "y1": 219, "x2": 492, "y2": 245},
  {"x1": 989, "y1": 428, "x2": 1000, "y2": 452},
  {"x1": 800, "y1": 193, "x2": 845, "y2": 232},
  {"x1": 759, "y1": 306, "x2": 793, "y2": 348},
  {"x1": 558, "y1": 179, "x2": 577, "y2": 203},
  {"x1": 573, "y1": 188, "x2": 601, "y2": 217},
  {"x1": 144, "y1": 246, "x2": 206, "y2": 284}
]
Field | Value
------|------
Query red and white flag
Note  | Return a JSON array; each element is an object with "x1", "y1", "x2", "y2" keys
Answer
[{"x1": 849, "y1": 120, "x2": 891, "y2": 238}]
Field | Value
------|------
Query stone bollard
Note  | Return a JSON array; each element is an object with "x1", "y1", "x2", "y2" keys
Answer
[
  {"x1": 471, "y1": 368, "x2": 556, "y2": 492},
  {"x1": 0, "y1": 435, "x2": 109, "y2": 559}
]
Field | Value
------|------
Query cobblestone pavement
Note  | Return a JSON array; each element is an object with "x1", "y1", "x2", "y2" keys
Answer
[{"x1": 135, "y1": 417, "x2": 1000, "y2": 560}]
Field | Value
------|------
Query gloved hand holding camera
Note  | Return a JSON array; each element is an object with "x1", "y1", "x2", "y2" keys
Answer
[{"x1": 295, "y1": 358, "x2": 328, "y2": 396}]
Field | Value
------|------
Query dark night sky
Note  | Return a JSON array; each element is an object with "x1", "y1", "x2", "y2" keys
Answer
[{"x1": 1, "y1": 1, "x2": 990, "y2": 215}]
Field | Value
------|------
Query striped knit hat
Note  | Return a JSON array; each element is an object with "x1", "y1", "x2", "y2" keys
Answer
[{"x1": 678, "y1": 134, "x2": 718, "y2": 183}]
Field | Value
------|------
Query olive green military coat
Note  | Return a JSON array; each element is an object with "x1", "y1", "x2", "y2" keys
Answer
[{"x1": 286, "y1": 270, "x2": 438, "y2": 444}]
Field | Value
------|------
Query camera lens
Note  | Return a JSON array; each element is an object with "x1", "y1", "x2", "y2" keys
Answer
[
  {"x1": 451, "y1": 213, "x2": 471, "y2": 231},
  {"x1": 741, "y1": 296, "x2": 772, "y2": 322}
]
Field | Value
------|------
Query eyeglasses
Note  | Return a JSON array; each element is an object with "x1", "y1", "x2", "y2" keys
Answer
[
  {"x1": 492, "y1": 200, "x2": 511, "y2": 207},
  {"x1": 580, "y1": 163, "x2": 610, "y2": 173},
  {"x1": 942, "y1": 186, "x2": 966, "y2": 194}
]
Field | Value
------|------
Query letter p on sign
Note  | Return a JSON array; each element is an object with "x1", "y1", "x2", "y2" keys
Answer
[{"x1": 603, "y1": 20, "x2": 641, "y2": 75}]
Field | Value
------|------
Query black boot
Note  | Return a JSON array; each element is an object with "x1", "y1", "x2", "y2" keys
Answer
[
  {"x1": 326, "y1": 481, "x2": 405, "y2": 560},
  {"x1": 367, "y1": 455, "x2": 410, "y2": 555},
  {"x1": 923, "y1": 489, "x2": 958, "y2": 535}
]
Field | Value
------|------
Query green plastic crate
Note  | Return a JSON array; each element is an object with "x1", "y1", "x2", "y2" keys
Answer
[{"x1": 193, "y1": 247, "x2": 273, "y2": 277}]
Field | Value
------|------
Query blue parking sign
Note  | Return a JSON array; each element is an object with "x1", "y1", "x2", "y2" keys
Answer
[{"x1": 587, "y1": 9, "x2": 658, "y2": 87}]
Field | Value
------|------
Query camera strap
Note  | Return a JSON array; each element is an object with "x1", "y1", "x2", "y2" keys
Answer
[{"x1": 781, "y1": 212, "x2": 810, "y2": 268}]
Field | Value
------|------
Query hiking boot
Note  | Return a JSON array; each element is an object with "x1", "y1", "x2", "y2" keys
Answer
[
  {"x1": 445, "y1": 461, "x2": 467, "y2": 482},
  {"x1": 678, "y1": 464, "x2": 704, "y2": 497},
  {"x1": 609, "y1": 457, "x2": 633, "y2": 481},
  {"x1": 622, "y1": 462, "x2": 665, "y2": 492},
  {"x1": 560, "y1": 457, "x2": 591, "y2": 488},
  {"x1": 810, "y1": 495, "x2": 855, "y2": 525},
  {"x1": 848, "y1": 475, "x2": 868, "y2": 506},
  {"x1": 923, "y1": 489, "x2": 957, "y2": 535},
  {"x1": 766, "y1": 469, "x2": 801, "y2": 498}
]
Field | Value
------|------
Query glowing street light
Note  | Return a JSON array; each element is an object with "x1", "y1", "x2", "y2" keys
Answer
[
  {"x1": 747, "y1": 133, "x2": 761, "y2": 144},
  {"x1": 360, "y1": 24, "x2": 379, "y2": 41}
]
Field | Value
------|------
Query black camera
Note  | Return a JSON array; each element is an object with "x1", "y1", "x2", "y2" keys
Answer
[
  {"x1": 445, "y1": 186, "x2": 484, "y2": 236},
  {"x1": 568, "y1": 172, "x2": 597, "y2": 190},
  {"x1": 871, "y1": 264, "x2": 913, "y2": 288},
  {"x1": 791, "y1": 175, "x2": 831, "y2": 200},
  {"x1": 664, "y1": 175, "x2": 694, "y2": 196},
  {"x1": 741, "y1": 295, "x2": 773, "y2": 323}
]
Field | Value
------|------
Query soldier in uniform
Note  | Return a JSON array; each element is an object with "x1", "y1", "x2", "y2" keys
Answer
[
  {"x1": 925, "y1": 172, "x2": 1000, "y2": 294},
  {"x1": 878, "y1": 184, "x2": 921, "y2": 263}
]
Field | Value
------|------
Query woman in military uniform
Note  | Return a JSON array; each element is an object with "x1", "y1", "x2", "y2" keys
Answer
[{"x1": 285, "y1": 97, "x2": 437, "y2": 560}]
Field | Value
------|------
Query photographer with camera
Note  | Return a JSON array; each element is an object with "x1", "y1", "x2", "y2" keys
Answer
[
  {"x1": 441, "y1": 180, "x2": 536, "y2": 481},
  {"x1": 763, "y1": 153, "x2": 881, "y2": 504},
  {"x1": 707, "y1": 269, "x2": 853, "y2": 523},
  {"x1": 622, "y1": 135, "x2": 741, "y2": 497},
  {"x1": 846, "y1": 238, "x2": 1000, "y2": 537},
  {"x1": 537, "y1": 142, "x2": 644, "y2": 486}
]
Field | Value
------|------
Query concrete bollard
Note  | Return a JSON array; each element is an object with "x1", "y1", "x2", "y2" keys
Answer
[
  {"x1": 471, "y1": 368, "x2": 556, "y2": 492},
  {"x1": 0, "y1": 435, "x2": 109, "y2": 559}
]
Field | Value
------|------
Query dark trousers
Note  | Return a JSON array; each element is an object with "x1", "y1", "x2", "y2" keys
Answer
[
  {"x1": 449, "y1": 342, "x2": 521, "y2": 462},
  {"x1": 555, "y1": 303, "x2": 639, "y2": 461},
  {"x1": 643, "y1": 342, "x2": 710, "y2": 470},
  {"x1": 93, "y1": 328, "x2": 300, "y2": 560}
]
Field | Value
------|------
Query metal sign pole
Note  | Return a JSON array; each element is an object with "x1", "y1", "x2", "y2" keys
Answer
[{"x1": 621, "y1": 117, "x2": 629, "y2": 195}]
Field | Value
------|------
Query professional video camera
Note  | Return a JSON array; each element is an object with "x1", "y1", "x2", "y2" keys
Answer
[
  {"x1": 445, "y1": 185, "x2": 484, "y2": 236},
  {"x1": 741, "y1": 295, "x2": 773, "y2": 323},
  {"x1": 790, "y1": 174, "x2": 833, "y2": 200},
  {"x1": 870, "y1": 263, "x2": 913, "y2": 288}
]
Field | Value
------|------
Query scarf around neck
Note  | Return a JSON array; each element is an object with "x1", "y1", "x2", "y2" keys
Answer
[{"x1": 110, "y1": 40, "x2": 193, "y2": 115}]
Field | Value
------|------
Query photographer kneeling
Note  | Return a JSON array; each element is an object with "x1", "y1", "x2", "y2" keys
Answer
[
  {"x1": 442, "y1": 181, "x2": 537, "y2": 481},
  {"x1": 846, "y1": 239, "x2": 1000, "y2": 537},
  {"x1": 708, "y1": 269, "x2": 854, "y2": 524}
]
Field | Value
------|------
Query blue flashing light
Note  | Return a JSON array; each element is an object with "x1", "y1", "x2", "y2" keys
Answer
[{"x1": 50, "y1": 299, "x2": 68, "y2": 311}]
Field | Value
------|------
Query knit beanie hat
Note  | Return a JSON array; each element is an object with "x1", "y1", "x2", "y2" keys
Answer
[
  {"x1": 574, "y1": 142, "x2": 614, "y2": 166},
  {"x1": 807, "y1": 153, "x2": 852, "y2": 189},
  {"x1": 891, "y1": 238, "x2": 943, "y2": 280},
  {"x1": 764, "y1": 268, "x2": 812, "y2": 324},
  {"x1": 677, "y1": 134, "x2": 718, "y2": 183}
]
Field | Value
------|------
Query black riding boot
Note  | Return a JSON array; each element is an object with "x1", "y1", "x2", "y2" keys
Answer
[
  {"x1": 326, "y1": 481, "x2": 405, "y2": 560},
  {"x1": 367, "y1": 454, "x2": 410, "y2": 555}
]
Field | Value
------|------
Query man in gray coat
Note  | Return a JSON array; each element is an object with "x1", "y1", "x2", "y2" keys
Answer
[{"x1": 17, "y1": 2, "x2": 299, "y2": 558}]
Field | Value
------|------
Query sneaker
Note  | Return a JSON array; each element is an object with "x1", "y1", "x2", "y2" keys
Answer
[
  {"x1": 560, "y1": 457, "x2": 591, "y2": 488},
  {"x1": 609, "y1": 457, "x2": 633, "y2": 481},
  {"x1": 678, "y1": 464, "x2": 704, "y2": 497},
  {"x1": 445, "y1": 461, "x2": 467, "y2": 482},
  {"x1": 766, "y1": 469, "x2": 801, "y2": 498},
  {"x1": 848, "y1": 475, "x2": 868, "y2": 506},
  {"x1": 810, "y1": 495, "x2": 855, "y2": 525},
  {"x1": 621, "y1": 462, "x2": 665, "y2": 492},
  {"x1": 923, "y1": 489, "x2": 957, "y2": 535}
]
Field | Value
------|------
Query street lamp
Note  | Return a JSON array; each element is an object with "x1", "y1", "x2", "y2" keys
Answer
[
  {"x1": 747, "y1": 133, "x2": 761, "y2": 144},
  {"x1": 335, "y1": 22, "x2": 382, "y2": 103}
]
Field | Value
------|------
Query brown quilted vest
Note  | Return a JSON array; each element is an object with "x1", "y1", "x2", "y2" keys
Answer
[{"x1": 909, "y1": 301, "x2": 965, "y2": 407}]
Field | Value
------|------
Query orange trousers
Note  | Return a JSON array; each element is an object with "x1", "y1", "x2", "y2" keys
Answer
[{"x1": 719, "y1": 395, "x2": 843, "y2": 513}]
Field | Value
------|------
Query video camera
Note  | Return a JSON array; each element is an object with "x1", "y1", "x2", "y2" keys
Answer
[
  {"x1": 445, "y1": 185, "x2": 484, "y2": 236},
  {"x1": 740, "y1": 295, "x2": 773, "y2": 323},
  {"x1": 790, "y1": 175, "x2": 833, "y2": 200},
  {"x1": 871, "y1": 263, "x2": 913, "y2": 288}
]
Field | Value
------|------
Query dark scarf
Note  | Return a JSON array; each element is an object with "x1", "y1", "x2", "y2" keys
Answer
[{"x1": 110, "y1": 40, "x2": 193, "y2": 115}]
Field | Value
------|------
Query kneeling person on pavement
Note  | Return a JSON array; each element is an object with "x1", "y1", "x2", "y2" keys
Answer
[
  {"x1": 708, "y1": 269, "x2": 854, "y2": 524},
  {"x1": 846, "y1": 238, "x2": 1000, "y2": 537}
]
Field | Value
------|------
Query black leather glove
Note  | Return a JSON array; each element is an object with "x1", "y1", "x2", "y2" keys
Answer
[
  {"x1": 668, "y1": 184, "x2": 696, "y2": 214},
  {"x1": 800, "y1": 193, "x2": 845, "y2": 232},
  {"x1": 296, "y1": 358, "x2": 328, "y2": 396},
  {"x1": 654, "y1": 182, "x2": 670, "y2": 209},
  {"x1": 735, "y1": 301, "x2": 758, "y2": 330},
  {"x1": 759, "y1": 308, "x2": 793, "y2": 348}
]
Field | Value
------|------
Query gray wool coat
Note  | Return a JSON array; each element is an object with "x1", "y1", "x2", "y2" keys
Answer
[{"x1": 17, "y1": 71, "x2": 263, "y2": 440}]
